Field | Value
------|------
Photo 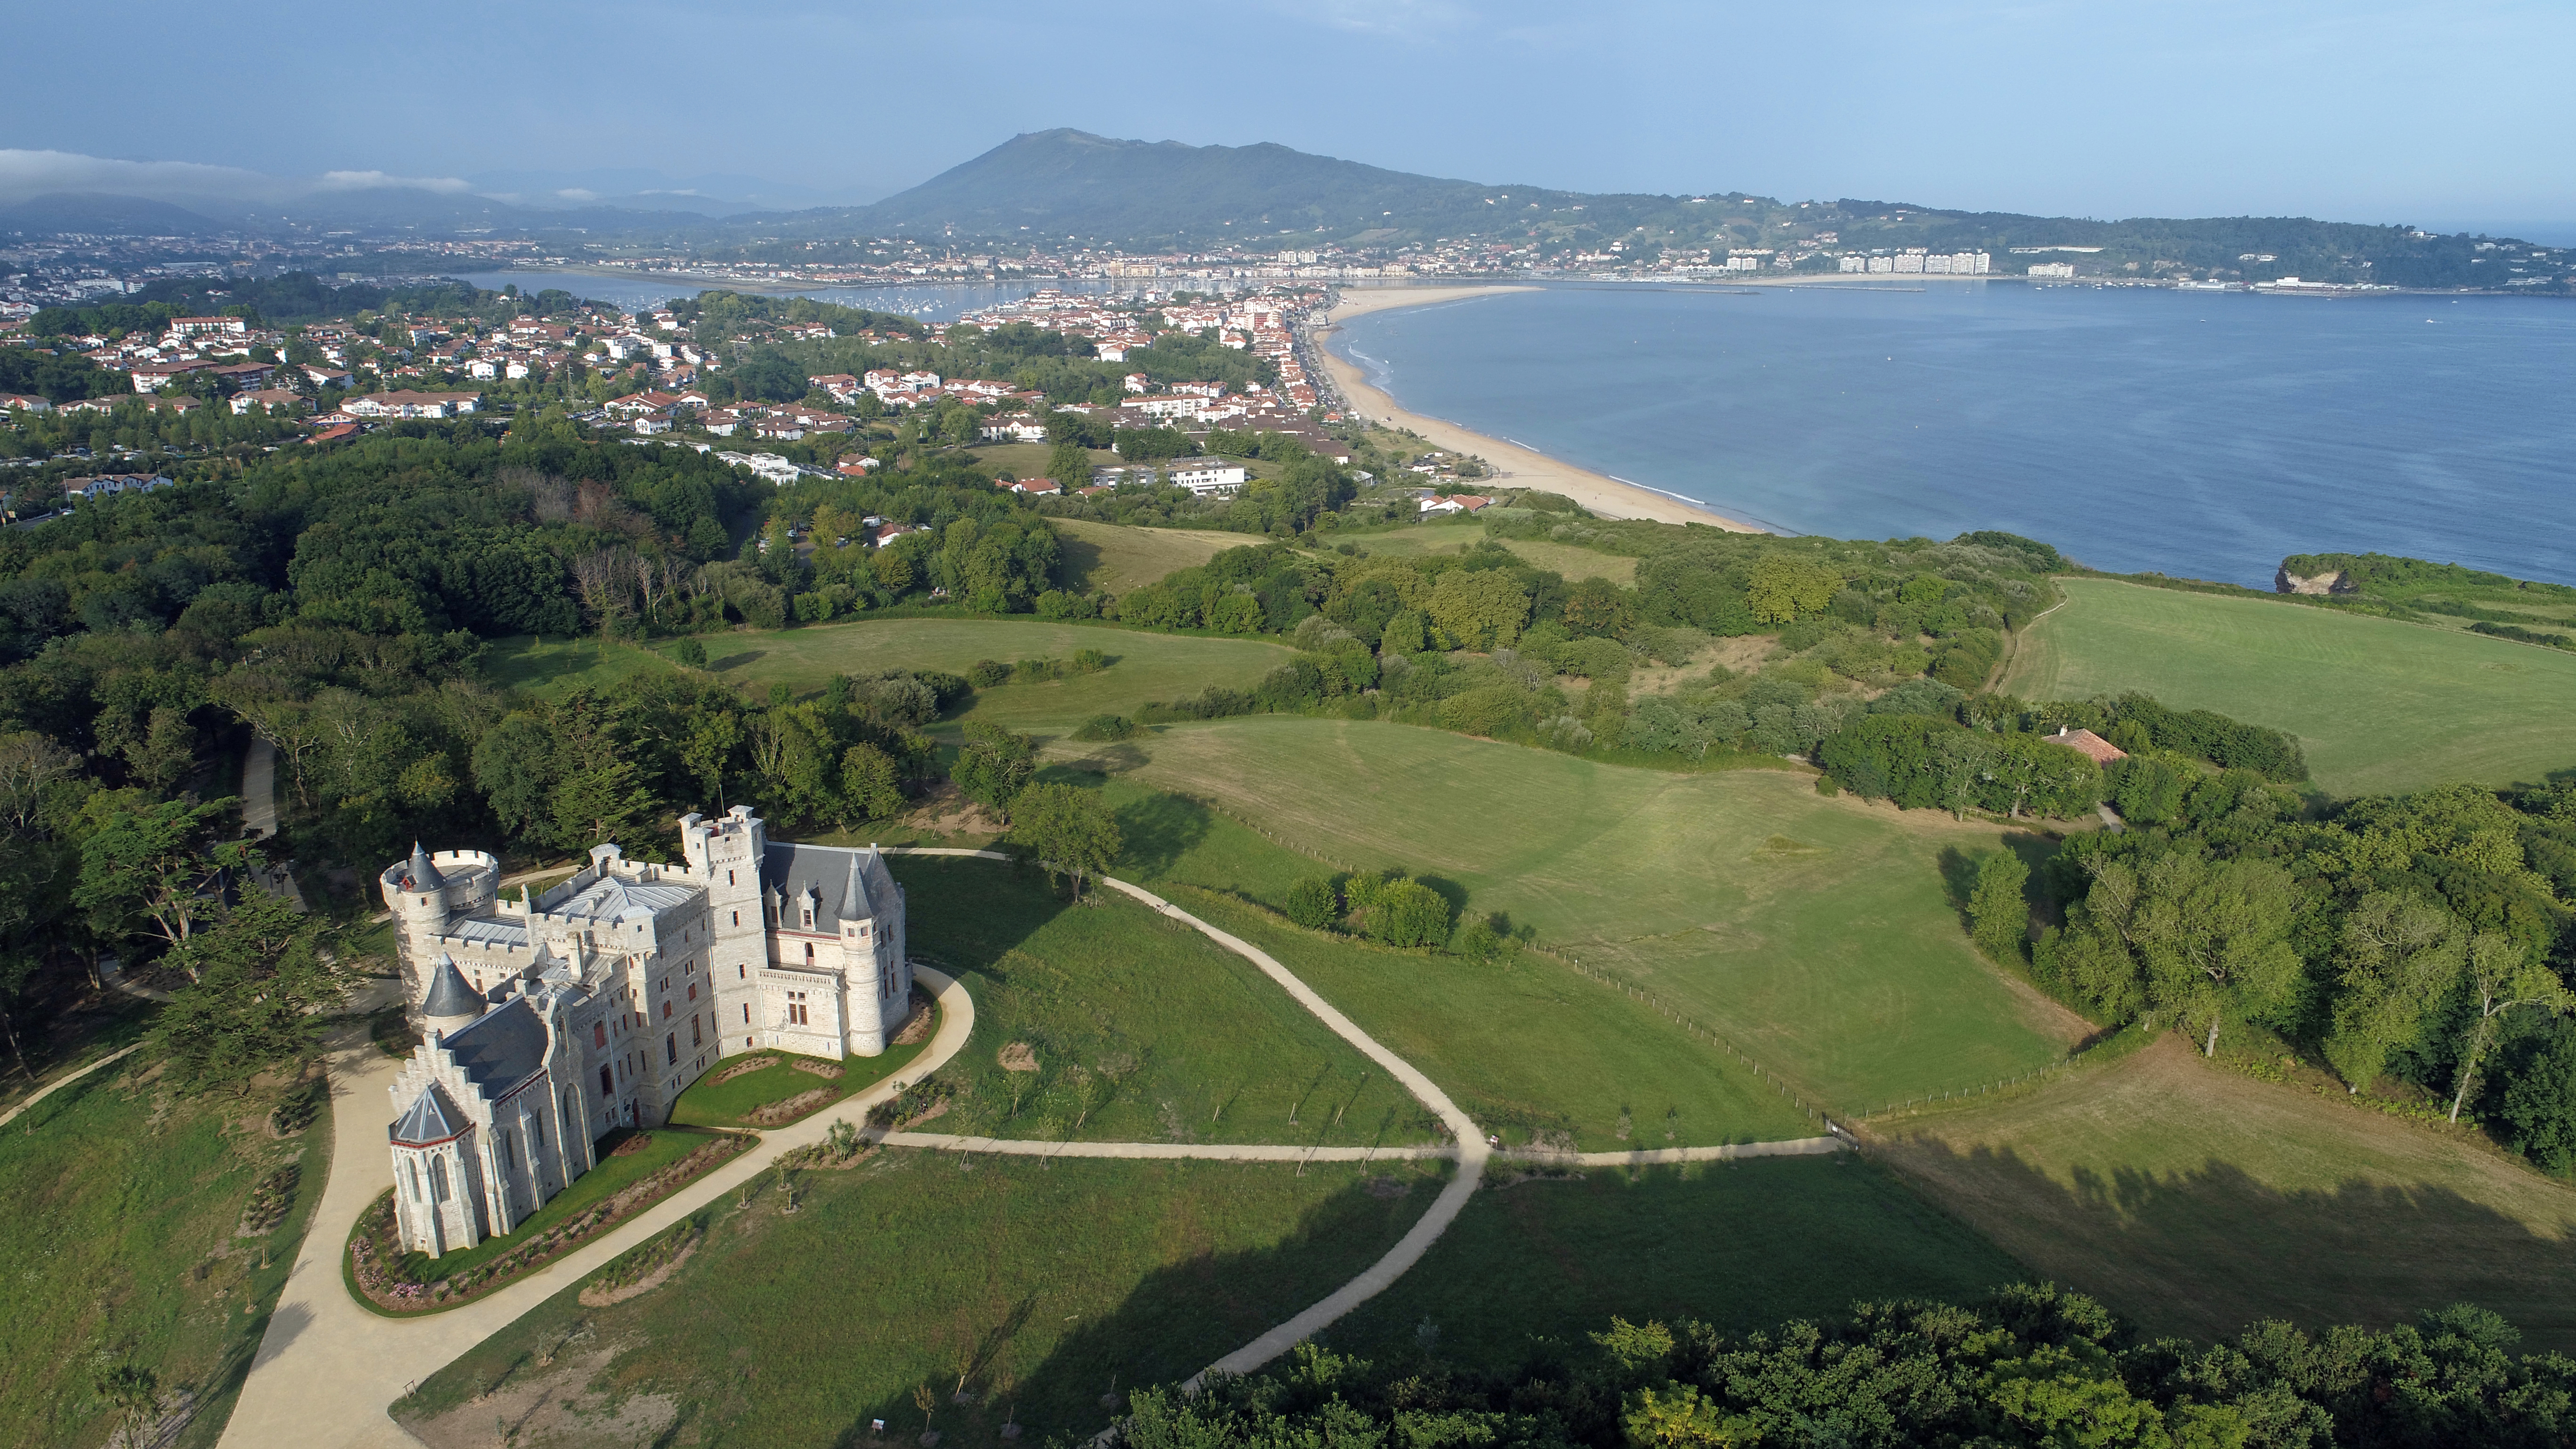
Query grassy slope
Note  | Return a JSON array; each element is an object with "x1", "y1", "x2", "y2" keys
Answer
[
  {"x1": 1872, "y1": 1035, "x2": 2576, "y2": 1350},
  {"x1": 1071, "y1": 716, "x2": 2082, "y2": 1114},
  {"x1": 395, "y1": 1126, "x2": 739, "y2": 1284},
  {"x1": 0, "y1": 1061, "x2": 331, "y2": 1449},
  {"x1": 1337, "y1": 525, "x2": 1640, "y2": 585},
  {"x1": 1049, "y1": 518, "x2": 1256, "y2": 595},
  {"x1": 1328, "y1": 1157, "x2": 2027, "y2": 1368},
  {"x1": 2004, "y1": 578, "x2": 2576, "y2": 796},
  {"x1": 889, "y1": 856, "x2": 1425, "y2": 1145},
  {"x1": 401, "y1": 1153, "x2": 1448, "y2": 1447}
]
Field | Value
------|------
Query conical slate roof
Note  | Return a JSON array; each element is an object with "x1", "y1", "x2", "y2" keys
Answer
[
  {"x1": 389, "y1": 1081, "x2": 465, "y2": 1145},
  {"x1": 420, "y1": 955, "x2": 482, "y2": 1022},
  {"x1": 405, "y1": 842, "x2": 445, "y2": 891}
]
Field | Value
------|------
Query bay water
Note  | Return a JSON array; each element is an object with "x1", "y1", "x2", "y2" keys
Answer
[{"x1": 1330, "y1": 281, "x2": 2576, "y2": 588}]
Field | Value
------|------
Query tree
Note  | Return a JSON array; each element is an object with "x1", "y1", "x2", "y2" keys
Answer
[
  {"x1": 548, "y1": 760, "x2": 657, "y2": 849},
  {"x1": 2499, "y1": 1019, "x2": 2576, "y2": 1171},
  {"x1": 153, "y1": 888, "x2": 341, "y2": 1095},
  {"x1": 1007, "y1": 783, "x2": 1121, "y2": 900},
  {"x1": 1968, "y1": 852, "x2": 2031, "y2": 962},
  {"x1": 2320, "y1": 892, "x2": 2465, "y2": 1094},
  {"x1": 1744, "y1": 554, "x2": 1841, "y2": 625},
  {"x1": 2131, "y1": 854, "x2": 2305, "y2": 1056},
  {"x1": 1046, "y1": 440, "x2": 1092, "y2": 487},
  {"x1": 2449, "y1": 932, "x2": 2571, "y2": 1122},
  {"x1": 839, "y1": 743, "x2": 905, "y2": 823},
  {"x1": 75, "y1": 797, "x2": 245, "y2": 973},
  {"x1": 672, "y1": 637, "x2": 708, "y2": 668},
  {"x1": 952, "y1": 722, "x2": 1037, "y2": 813},
  {"x1": 1345, "y1": 872, "x2": 1452, "y2": 949}
]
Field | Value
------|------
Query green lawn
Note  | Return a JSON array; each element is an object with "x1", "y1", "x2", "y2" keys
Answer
[
  {"x1": 1875, "y1": 1035, "x2": 2576, "y2": 1350},
  {"x1": 668, "y1": 1024, "x2": 935, "y2": 1130},
  {"x1": 1049, "y1": 517, "x2": 1257, "y2": 595},
  {"x1": 483, "y1": 634, "x2": 681, "y2": 696},
  {"x1": 890, "y1": 856, "x2": 1427, "y2": 1146},
  {"x1": 1152, "y1": 881, "x2": 1819, "y2": 1152},
  {"x1": 722, "y1": 619, "x2": 1293, "y2": 736},
  {"x1": 1334, "y1": 525, "x2": 1639, "y2": 585},
  {"x1": 0, "y1": 1058, "x2": 331, "y2": 1448},
  {"x1": 389, "y1": 1125, "x2": 738, "y2": 1286},
  {"x1": 1066, "y1": 716, "x2": 2081, "y2": 1116},
  {"x1": 1327, "y1": 1156, "x2": 2026, "y2": 1368},
  {"x1": 398, "y1": 1152, "x2": 1449, "y2": 1448},
  {"x1": 2004, "y1": 578, "x2": 2576, "y2": 796}
]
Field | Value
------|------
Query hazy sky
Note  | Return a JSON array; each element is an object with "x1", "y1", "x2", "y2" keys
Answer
[{"x1": 7, "y1": 0, "x2": 2569, "y2": 225}]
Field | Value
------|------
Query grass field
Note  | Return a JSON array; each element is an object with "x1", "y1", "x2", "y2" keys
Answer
[
  {"x1": 719, "y1": 620, "x2": 1293, "y2": 735},
  {"x1": 1327, "y1": 1156, "x2": 2027, "y2": 1368},
  {"x1": 1063, "y1": 716, "x2": 2083, "y2": 1114},
  {"x1": 890, "y1": 856, "x2": 1427, "y2": 1146},
  {"x1": 1872, "y1": 1034, "x2": 2576, "y2": 1350},
  {"x1": 399, "y1": 1152, "x2": 1448, "y2": 1448},
  {"x1": 668, "y1": 1024, "x2": 934, "y2": 1130},
  {"x1": 1049, "y1": 518, "x2": 1257, "y2": 595},
  {"x1": 2003, "y1": 578, "x2": 2576, "y2": 796},
  {"x1": 482, "y1": 634, "x2": 679, "y2": 697},
  {"x1": 1336, "y1": 525, "x2": 1639, "y2": 585},
  {"x1": 0, "y1": 1059, "x2": 331, "y2": 1448}
]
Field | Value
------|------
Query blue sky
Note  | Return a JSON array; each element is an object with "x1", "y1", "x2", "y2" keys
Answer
[{"x1": 4, "y1": 0, "x2": 2568, "y2": 228}]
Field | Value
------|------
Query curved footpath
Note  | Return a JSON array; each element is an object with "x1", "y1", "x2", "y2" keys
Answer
[{"x1": 222, "y1": 847, "x2": 1842, "y2": 1446}]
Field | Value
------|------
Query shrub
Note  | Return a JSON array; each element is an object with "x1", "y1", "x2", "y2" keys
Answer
[
  {"x1": 1344, "y1": 872, "x2": 1453, "y2": 949},
  {"x1": 1814, "y1": 775, "x2": 1840, "y2": 797},
  {"x1": 1284, "y1": 876, "x2": 1339, "y2": 930},
  {"x1": 1071, "y1": 646, "x2": 1108, "y2": 673},
  {"x1": 671, "y1": 637, "x2": 707, "y2": 668},
  {"x1": 1070, "y1": 714, "x2": 1136, "y2": 742},
  {"x1": 966, "y1": 659, "x2": 1011, "y2": 688}
]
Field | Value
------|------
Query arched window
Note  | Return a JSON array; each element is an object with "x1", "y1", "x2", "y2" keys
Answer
[
  {"x1": 431, "y1": 1155, "x2": 449, "y2": 1201},
  {"x1": 404, "y1": 1159, "x2": 422, "y2": 1202},
  {"x1": 599, "y1": 1065, "x2": 613, "y2": 1096},
  {"x1": 804, "y1": 942, "x2": 815, "y2": 961}
]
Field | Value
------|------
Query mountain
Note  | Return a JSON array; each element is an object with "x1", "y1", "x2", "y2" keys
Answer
[
  {"x1": 0, "y1": 191, "x2": 220, "y2": 236},
  {"x1": 835, "y1": 128, "x2": 1588, "y2": 241}
]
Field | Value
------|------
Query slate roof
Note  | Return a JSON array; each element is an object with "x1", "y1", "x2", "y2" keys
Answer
[
  {"x1": 439, "y1": 996, "x2": 551, "y2": 1100},
  {"x1": 389, "y1": 1080, "x2": 467, "y2": 1145},
  {"x1": 404, "y1": 842, "x2": 446, "y2": 890},
  {"x1": 553, "y1": 874, "x2": 699, "y2": 926},
  {"x1": 764, "y1": 843, "x2": 896, "y2": 933},
  {"x1": 420, "y1": 956, "x2": 482, "y2": 1021}
]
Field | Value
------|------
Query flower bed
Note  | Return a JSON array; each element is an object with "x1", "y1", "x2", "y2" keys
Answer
[{"x1": 345, "y1": 1130, "x2": 750, "y2": 1314}]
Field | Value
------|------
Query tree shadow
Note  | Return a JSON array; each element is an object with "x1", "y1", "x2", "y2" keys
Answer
[
  {"x1": 1114, "y1": 794, "x2": 1212, "y2": 878},
  {"x1": 1874, "y1": 1129, "x2": 2576, "y2": 1350},
  {"x1": 830, "y1": 1166, "x2": 1448, "y2": 1447},
  {"x1": 1414, "y1": 876, "x2": 1472, "y2": 918},
  {"x1": 709, "y1": 650, "x2": 767, "y2": 673},
  {"x1": 885, "y1": 856, "x2": 1075, "y2": 994},
  {"x1": 1055, "y1": 535, "x2": 1107, "y2": 593}
]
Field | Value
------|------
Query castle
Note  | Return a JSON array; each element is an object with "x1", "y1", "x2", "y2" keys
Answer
[{"x1": 377, "y1": 806, "x2": 911, "y2": 1257}]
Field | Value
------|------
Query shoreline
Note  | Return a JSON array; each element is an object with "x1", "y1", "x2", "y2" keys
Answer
[{"x1": 1314, "y1": 286, "x2": 1763, "y2": 532}]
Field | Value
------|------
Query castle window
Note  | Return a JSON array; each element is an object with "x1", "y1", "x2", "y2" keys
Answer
[
  {"x1": 728, "y1": 870, "x2": 735, "y2": 886},
  {"x1": 802, "y1": 908, "x2": 813, "y2": 928},
  {"x1": 687, "y1": 983, "x2": 697, "y2": 1002},
  {"x1": 503, "y1": 1132, "x2": 517, "y2": 1171},
  {"x1": 804, "y1": 942, "x2": 815, "y2": 961},
  {"x1": 431, "y1": 1156, "x2": 449, "y2": 1201},
  {"x1": 600, "y1": 1066, "x2": 613, "y2": 1095},
  {"x1": 593, "y1": 1022, "x2": 606, "y2": 1049},
  {"x1": 692, "y1": 1017, "x2": 702, "y2": 1047},
  {"x1": 742, "y1": 1004, "x2": 750, "y2": 1023},
  {"x1": 661, "y1": 1001, "x2": 672, "y2": 1020},
  {"x1": 665, "y1": 1034, "x2": 677, "y2": 1065},
  {"x1": 404, "y1": 1160, "x2": 421, "y2": 1202},
  {"x1": 733, "y1": 910, "x2": 740, "y2": 926},
  {"x1": 738, "y1": 964, "x2": 746, "y2": 980}
]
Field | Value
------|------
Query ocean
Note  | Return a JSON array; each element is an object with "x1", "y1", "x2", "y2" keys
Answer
[{"x1": 1328, "y1": 282, "x2": 2576, "y2": 588}]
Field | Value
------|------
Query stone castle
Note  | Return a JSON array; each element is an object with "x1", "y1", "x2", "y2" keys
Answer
[{"x1": 377, "y1": 806, "x2": 911, "y2": 1256}]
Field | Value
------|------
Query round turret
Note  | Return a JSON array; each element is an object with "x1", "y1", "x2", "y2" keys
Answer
[{"x1": 420, "y1": 955, "x2": 486, "y2": 1038}]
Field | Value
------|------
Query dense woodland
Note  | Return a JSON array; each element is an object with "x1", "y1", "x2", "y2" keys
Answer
[{"x1": 1126, "y1": 1286, "x2": 2576, "y2": 1449}]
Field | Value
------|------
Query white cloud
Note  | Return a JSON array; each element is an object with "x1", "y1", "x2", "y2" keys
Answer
[
  {"x1": 0, "y1": 148, "x2": 476, "y2": 206},
  {"x1": 1273, "y1": 0, "x2": 1473, "y2": 39}
]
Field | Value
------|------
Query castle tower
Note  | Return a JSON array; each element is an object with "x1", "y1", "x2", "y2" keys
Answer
[
  {"x1": 420, "y1": 956, "x2": 485, "y2": 1037},
  {"x1": 684, "y1": 806, "x2": 769, "y2": 1057},
  {"x1": 385, "y1": 843, "x2": 454, "y2": 1020}
]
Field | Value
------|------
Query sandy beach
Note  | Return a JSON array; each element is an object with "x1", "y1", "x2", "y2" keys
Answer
[{"x1": 1316, "y1": 285, "x2": 1761, "y2": 531}]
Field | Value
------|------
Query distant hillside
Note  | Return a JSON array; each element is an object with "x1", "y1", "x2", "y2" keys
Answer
[
  {"x1": 726, "y1": 129, "x2": 2563, "y2": 290},
  {"x1": 0, "y1": 191, "x2": 218, "y2": 236},
  {"x1": 832, "y1": 128, "x2": 1609, "y2": 242}
]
